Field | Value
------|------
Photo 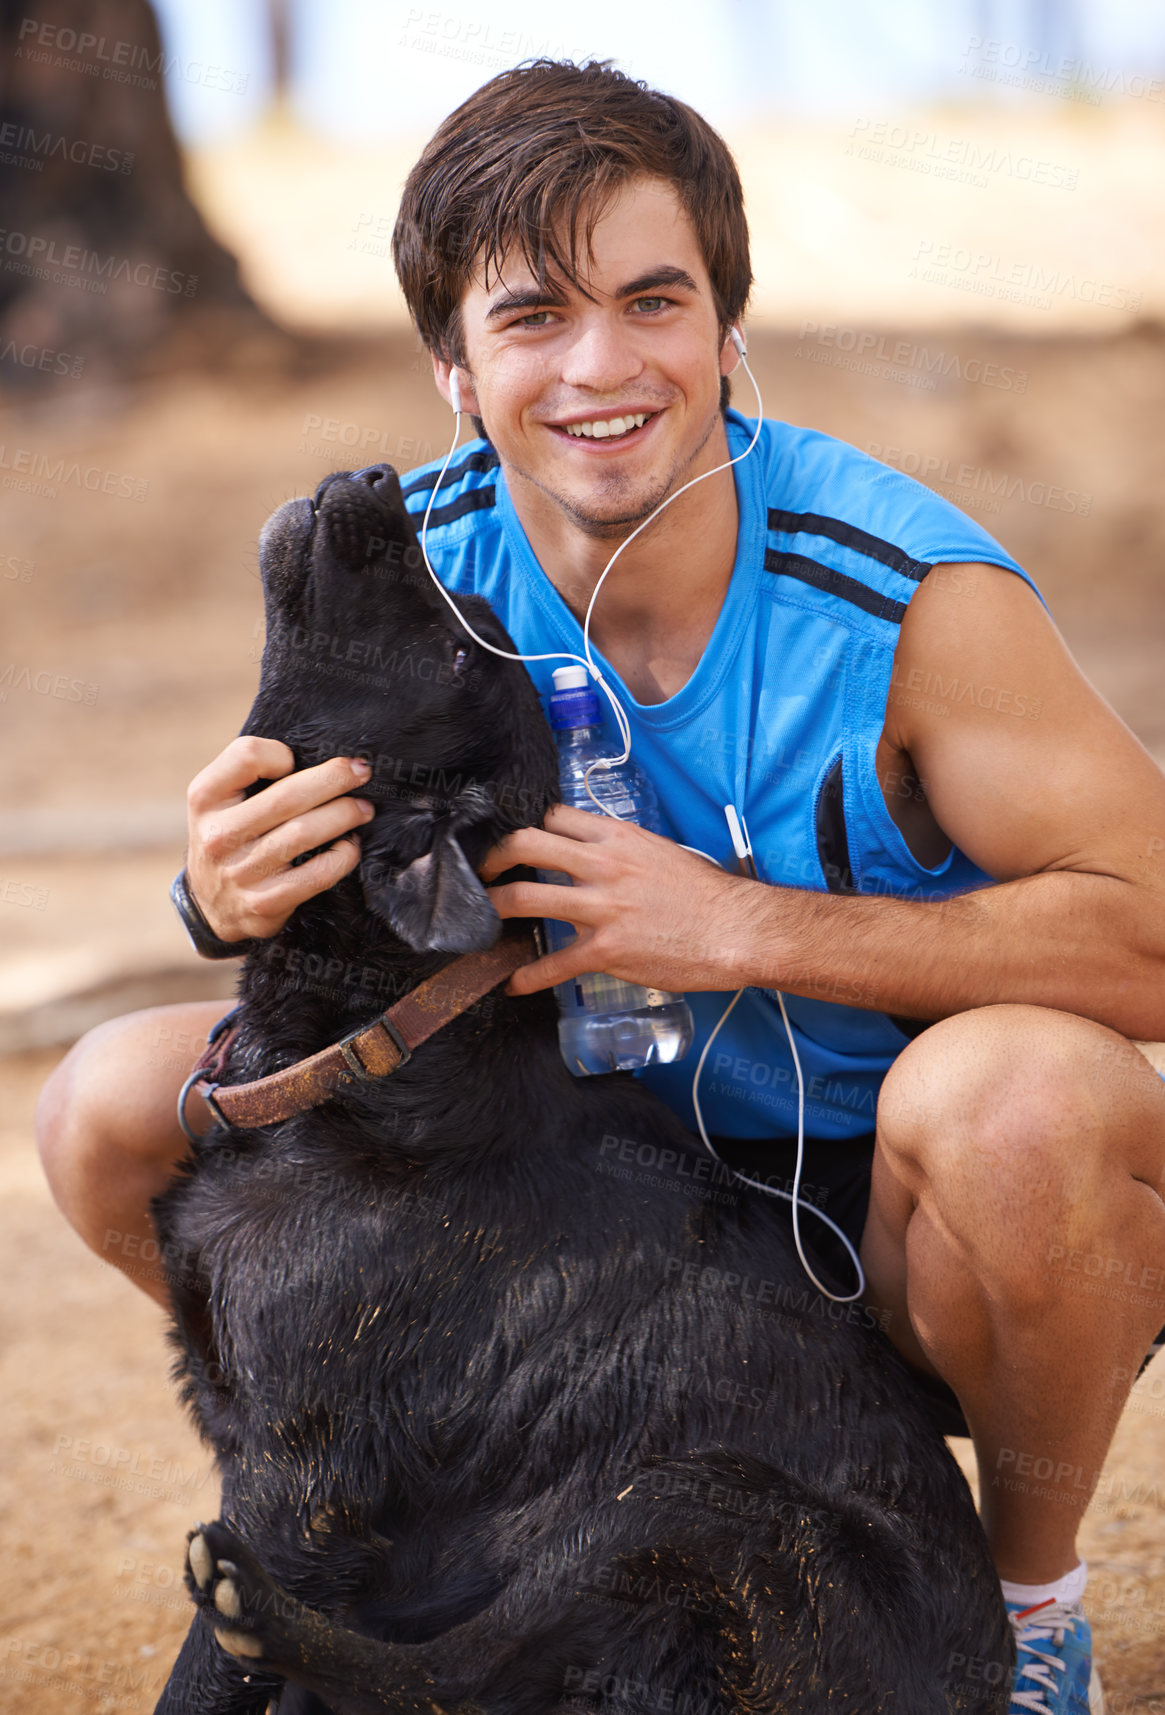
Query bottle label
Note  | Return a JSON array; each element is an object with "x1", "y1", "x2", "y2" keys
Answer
[
  {"x1": 559, "y1": 969, "x2": 655, "y2": 1015},
  {"x1": 549, "y1": 687, "x2": 601, "y2": 730}
]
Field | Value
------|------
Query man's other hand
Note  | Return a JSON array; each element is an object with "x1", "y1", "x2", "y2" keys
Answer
[{"x1": 480, "y1": 803, "x2": 760, "y2": 996}]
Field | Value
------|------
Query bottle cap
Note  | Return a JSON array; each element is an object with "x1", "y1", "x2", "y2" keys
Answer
[{"x1": 552, "y1": 665, "x2": 590, "y2": 691}]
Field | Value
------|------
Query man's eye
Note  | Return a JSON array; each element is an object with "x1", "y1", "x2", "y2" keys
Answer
[
  {"x1": 633, "y1": 296, "x2": 666, "y2": 313},
  {"x1": 517, "y1": 311, "x2": 552, "y2": 326}
]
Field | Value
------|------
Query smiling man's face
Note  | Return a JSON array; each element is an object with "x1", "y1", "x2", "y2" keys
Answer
[{"x1": 437, "y1": 176, "x2": 738, "y2": 542}]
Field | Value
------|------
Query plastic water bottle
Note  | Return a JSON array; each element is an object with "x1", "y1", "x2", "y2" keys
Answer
[{"x1": 541, "y1": 665, "x2": 695, "y2": 1077}]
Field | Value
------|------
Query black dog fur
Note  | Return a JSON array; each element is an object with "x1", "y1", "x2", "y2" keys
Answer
[{"x1": 149, "y1": 464, "x2": 1012, "y2": 1714}]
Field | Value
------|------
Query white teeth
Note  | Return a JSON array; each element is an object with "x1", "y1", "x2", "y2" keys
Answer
[{"x1": 563, "y1": 413, "x2": 648, "y2": 439}]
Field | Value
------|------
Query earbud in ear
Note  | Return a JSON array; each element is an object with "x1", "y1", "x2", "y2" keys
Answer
[
  {"x1": 729, "y1": 325, "x2": 747, "y2": 358},
  {"x1": 449, "y1": 371, "x2": 463, "y2": 414}
]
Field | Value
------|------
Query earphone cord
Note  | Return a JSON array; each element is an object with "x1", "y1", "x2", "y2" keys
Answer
[
  {"x1": 417, "y1": 343, "x2": 865, "y2": 1305},
  {"x1": 690, "y1": 814, "x2": 865, "y2": 1304}
]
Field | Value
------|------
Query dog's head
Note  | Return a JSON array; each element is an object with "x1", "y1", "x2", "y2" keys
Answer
[{"x1": 244, "y1": 464, "x2": 558, "y2": 954}]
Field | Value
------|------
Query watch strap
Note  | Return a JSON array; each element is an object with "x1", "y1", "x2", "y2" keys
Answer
[{"x1": 170, "y1": 869, "x2": 257, "y2": 960}]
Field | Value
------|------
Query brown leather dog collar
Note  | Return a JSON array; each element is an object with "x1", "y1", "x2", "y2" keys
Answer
[{"x1": 181, "y1": 927, "x2": 539, "y2": 1134}]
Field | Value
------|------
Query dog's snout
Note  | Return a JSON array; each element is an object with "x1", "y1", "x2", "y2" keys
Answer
[{"x1": 307, "y1": 464, "x2": 415, "y2": 573}]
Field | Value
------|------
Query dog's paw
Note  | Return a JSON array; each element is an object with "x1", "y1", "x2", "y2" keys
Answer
[{"x1": 184, "y1": 1521, "x2": 295, "y2": 1665}]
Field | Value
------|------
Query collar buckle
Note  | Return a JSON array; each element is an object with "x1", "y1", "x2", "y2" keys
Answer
[{"x1": 338, "y1": 1015, "x2": 412, "y2": 1080}]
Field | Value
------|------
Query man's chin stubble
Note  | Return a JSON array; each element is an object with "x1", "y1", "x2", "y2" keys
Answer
[{"x1": 552, "y1": 481, "x2": 677, "y2": 540}]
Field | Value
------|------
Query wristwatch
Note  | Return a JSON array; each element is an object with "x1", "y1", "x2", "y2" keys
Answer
[{"x1": 170, "y1": 869, "x2": 257, "y2": 960}]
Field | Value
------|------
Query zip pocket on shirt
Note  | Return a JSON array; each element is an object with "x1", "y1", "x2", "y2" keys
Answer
[{"x1": 814, "y1": 753, "x2": 855, "y2": 895}]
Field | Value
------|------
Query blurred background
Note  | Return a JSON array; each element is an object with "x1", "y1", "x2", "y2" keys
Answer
[{"x1": 2, "y1": 3, "x2": 1164, "y2": 1708}]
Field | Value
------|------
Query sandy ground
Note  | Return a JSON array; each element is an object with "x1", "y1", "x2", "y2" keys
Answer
[
  {"x1": 3, "y1": 313, "x2": 1165, "y2": 1706},
  {"x1": 2, "y1": 1048, "x2": 212, "y2": 1714}
]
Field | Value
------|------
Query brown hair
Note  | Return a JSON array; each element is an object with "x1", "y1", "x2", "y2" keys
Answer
[{"x1": 393, "y1": 58, "x2": 752, "y2": 396}]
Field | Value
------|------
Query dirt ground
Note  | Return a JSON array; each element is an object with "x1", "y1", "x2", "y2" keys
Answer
[{"x1": 3, "y1": 324, "x2": 1165, "y2": 1708}]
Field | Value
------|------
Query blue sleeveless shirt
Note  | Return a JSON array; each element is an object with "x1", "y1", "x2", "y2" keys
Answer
[{"x1": 400, "y1": 411, "x2": 1040, "y2": 1142}]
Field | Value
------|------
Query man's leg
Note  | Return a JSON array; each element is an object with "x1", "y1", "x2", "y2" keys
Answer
[
  {"x1": 35, "y1": 1002, "x2": 230, "y2": 1310},
  {"x1": 861, "y1": 1002, "x2": 1165, "y2": 1585}
]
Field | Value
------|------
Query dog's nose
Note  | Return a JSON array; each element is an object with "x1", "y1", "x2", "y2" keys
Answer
[
  {"x1": 351, "y1": 465, "x2": 397, "y2": 498},
  {"x1": 313, "y1": 467, "x2": 400, "y2": 512}
]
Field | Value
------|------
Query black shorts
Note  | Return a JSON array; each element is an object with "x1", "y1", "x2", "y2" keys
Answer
[
  {"x1": 711, "y1": 1132, "x2": 972, "y2": 1441},
  {"x1": 713, "y1": 1131, "x2": 1165, "y2": 1443}
]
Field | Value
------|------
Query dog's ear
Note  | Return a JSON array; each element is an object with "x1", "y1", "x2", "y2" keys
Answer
[{"x1": 361, "y1": 826, "x2": 500, "y2": 954}]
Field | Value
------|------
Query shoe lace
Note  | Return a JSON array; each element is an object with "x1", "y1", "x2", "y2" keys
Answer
[{"x1": 1008, "y1": 1598, "x2": 1084, "y2": 1713}]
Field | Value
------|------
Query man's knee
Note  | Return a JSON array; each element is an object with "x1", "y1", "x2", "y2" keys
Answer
[
  {"x1": 873, "y1": 1005, "x2": 1165, "y2": 1280},
  {"x1": 35, "y1": 1002, "x2": 220, "y2": 1222}
]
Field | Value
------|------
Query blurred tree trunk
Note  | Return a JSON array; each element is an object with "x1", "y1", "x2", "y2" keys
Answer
[
  {"x1": 267, "y1": 0, "x2": 291, "y2": 113},
  {"x1": 0, "y1": 0, "x2": 275, "y2": 387}
]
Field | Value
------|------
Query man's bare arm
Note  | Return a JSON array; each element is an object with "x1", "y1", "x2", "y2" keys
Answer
[{"x1": 482, "y1": 565, "x2": 1165, "y2": 1041}]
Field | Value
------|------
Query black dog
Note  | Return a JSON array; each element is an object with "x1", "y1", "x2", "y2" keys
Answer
[{"x1": 150, "y1": 464, "x2": 1012, "y2": 1714}]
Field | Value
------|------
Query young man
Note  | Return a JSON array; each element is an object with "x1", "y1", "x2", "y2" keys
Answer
[{"x1": 38, "y1": 60, "x2": 1165, "y2": 1713}]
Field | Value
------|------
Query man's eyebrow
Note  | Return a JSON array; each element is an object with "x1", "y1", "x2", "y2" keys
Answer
[
  {"x1": 618, "y1": 266, "x2": 700, "y2": 299},
  {"x1": 484, "y1": 284, "x2": 570, "y2": 322},
  {"x1": 483, "y1": 265, "x2": 700, "y2": 323}
]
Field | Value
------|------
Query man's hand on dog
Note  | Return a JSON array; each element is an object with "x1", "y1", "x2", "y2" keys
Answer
[
  {"x1": 481, "y1": 805, "x2": 763, "y2": 995},
  {"x1": 185, "y1": 737, "x2": 376, "y2": 943}
]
